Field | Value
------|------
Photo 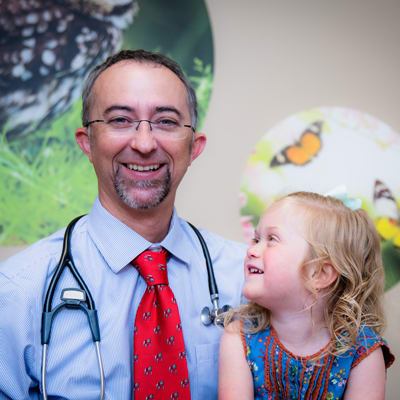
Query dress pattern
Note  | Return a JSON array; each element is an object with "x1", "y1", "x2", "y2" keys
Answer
[{"x1": 243, "y1": 324, "x2": 394, "y2": 399}]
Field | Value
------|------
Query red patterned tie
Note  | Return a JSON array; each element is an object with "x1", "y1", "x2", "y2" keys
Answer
[{"x1": 132, "y1": 249, "x2": 191, "y2": 399}]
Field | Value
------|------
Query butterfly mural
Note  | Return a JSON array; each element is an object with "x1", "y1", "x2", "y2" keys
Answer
[
  {"x1": 270, "y1": 120, "x2": 323, "y2": 167},
  {"x1": 373, "y1": 179, "x2": 400, "y2": 290},
  {"x1": 373, "y1": 180, "x2": 400, "y2": 248}
]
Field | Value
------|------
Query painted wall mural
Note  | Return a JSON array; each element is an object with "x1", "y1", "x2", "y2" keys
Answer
[
  {"x1": 0, "y1": 0, "x2": 214, "y2": 245},
  {"x1": 240, "y1": 107, "x2": 400, "y2": 290}
]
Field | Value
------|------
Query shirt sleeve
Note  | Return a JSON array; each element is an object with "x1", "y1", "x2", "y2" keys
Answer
[
  {"x1": 0, "y1": 272, "x2": 41, "y2": 399},
  {"x1": 351, "y1": 326, "x2": 395, "y2": 369},
  {"x1": 0, "y1": 238, "x2": 61, "y2": 399}
]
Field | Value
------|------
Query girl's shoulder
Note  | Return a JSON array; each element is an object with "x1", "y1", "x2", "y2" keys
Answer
[
  {"x1": 241, "y1": 319, "x2": 271, "y2": 341},
  {"x1": 241, "y1": 319, "x2": 271, "y2": 354},
  {"x1": 351, "y1": 326, "x2": 395, "y2": 369}
]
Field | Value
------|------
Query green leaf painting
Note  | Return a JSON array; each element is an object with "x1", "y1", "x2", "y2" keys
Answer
[{"x1": 0, "y1": 0, "x2": 214, "y2": 244}]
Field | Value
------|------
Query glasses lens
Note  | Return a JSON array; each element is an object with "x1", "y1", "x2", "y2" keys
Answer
[
  {"x1": 102, "y1": 119, "x2": 192, "y2": 141},
  {"x1": 150, "y1": 121, "x2": 192, "y2": 141}
]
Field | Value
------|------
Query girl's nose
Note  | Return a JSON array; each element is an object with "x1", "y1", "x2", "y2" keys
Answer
[{"x1": 247, "y1": 242, "x2": 259, "y2": 258}]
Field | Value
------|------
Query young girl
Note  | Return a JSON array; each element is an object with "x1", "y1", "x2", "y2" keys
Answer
[{"x1": 219, "y1": 191, "x2": 394, "y2": 400}]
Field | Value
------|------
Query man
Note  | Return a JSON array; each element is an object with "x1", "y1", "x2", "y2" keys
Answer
[{"x1": 0, "y1": 50, "x2": 246, "y2": 399}]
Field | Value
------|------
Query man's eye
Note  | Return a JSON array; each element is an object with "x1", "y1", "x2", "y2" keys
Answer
[
  {"x1": 157, "y1": 118, "x2": 178, "y2": 127},
  {"x1": 108, "y1": 117, "x2": 131, "y2": 126}
]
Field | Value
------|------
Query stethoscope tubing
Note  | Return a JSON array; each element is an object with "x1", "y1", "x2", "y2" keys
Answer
[
  {"x1": 41, "y1": 215, "x2": 105, "y2": 400},
  {"x1": 40, "y1": 216, "x2": 229, "y2": 398},
  {"x1": 41, "y1": 341, "x2": 105, "y2": 400},
  {"x1": 187, "y1": 222, "x2": 219, "y2": 300},
  {"x1": 43, "y1": 215, "x2": 94, "y2": 314}
]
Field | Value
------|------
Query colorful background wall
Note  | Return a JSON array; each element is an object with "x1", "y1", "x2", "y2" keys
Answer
[
  {"x1": 1, "y1": 0, "x2": 399, "y2": 395},
  {"x1": 0, "y1": 0, "x2": 213, "y2": 244}
]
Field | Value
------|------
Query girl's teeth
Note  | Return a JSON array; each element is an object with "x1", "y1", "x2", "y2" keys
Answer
[{"x1": 249, "y1": 267, "x2": 263, "y2": 274}]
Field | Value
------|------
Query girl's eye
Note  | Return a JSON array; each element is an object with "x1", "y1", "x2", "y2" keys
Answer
[
  {"x1": 267, "y1": 235, "x2": 277, "y2": 243},
  {"x1": 251, "y1": 237, "x2": 259, "y2": 244}
]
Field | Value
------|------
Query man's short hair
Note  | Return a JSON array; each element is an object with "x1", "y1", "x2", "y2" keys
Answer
[{"x1": 81, "y1": 49, "x2": 198, "y2": 131}]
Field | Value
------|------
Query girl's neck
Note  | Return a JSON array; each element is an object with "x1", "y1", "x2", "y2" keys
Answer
[{"x1": 270, "y1": 302, "x2": 331, "y2": 357}]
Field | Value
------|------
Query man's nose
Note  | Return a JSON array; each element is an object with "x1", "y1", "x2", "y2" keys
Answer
[{"x1": 129, "y1": 122, "x2": 157, "y2": 153}]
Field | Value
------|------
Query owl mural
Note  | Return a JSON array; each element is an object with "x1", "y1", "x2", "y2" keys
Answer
[
  {"x1": 0, "y1": 0, "x2": 138, "y2": 139},
  {"x1": 0, "y1": 0, "x2": 214, "y2": 245}
]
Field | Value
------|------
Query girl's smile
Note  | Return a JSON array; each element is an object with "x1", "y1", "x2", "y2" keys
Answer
[{"x1": 242, "y1": 200, "x2": 311, "y2": 312}]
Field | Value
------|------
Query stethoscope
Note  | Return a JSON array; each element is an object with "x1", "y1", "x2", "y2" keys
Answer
[{"x1": 41, "y1": 215, "x2": 231, "y2": 399}]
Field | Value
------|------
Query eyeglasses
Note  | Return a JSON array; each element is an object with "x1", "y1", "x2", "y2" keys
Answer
[{"x1": 84, "y1": 117, "x2": 195, "y2": 141}]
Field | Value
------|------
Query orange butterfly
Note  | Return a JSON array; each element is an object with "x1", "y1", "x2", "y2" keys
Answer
[
  {"x1": 373, "y1": 180, "x2": 400, "y2": 248},
  {"x1": 270, "y1": 121, "x2": 323, "y2": 167}
]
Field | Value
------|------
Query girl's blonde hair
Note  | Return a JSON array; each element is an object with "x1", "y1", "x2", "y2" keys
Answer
[{"x1": 226, "y1": 191, "x2": 385, "y2": 357}]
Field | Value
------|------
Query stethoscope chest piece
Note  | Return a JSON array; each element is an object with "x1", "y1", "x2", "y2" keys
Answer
[
  {"x1": 200, "y1": 306, "x2": 213, "y2": 326},
  {"x1": 201, "y1": 304, "x2": 232, "y2": 327}
]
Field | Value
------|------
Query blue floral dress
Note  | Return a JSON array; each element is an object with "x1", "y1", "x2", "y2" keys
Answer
[{"x1": 243, "y1": 325, "x2": 394, "y2": 399}]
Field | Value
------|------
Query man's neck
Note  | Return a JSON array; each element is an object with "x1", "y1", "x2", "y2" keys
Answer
[{"x1": 99, "y1": 196, "x2": 174, "y2": 243}]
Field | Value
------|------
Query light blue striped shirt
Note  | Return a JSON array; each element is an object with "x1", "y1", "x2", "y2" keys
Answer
[{"x1": 0, "y1": 198, "x2": 246, "y2": 399}]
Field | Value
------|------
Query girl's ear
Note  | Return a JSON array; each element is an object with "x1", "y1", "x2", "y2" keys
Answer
[{"x1": 311, "y1": 261, "x2": 338, "y2": 290}]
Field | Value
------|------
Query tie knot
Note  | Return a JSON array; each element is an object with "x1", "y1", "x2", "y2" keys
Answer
[{"x1": 133, "y1": 249, "x2": 168, "y2": 286}]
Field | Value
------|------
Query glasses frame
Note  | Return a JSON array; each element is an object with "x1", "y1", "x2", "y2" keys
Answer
[{"x1": 84, "y1": 119, "x2": 195, "y2": 133}]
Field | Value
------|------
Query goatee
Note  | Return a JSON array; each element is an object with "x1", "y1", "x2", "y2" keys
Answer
[{"x1": 114, "y1": 168, "x2": 171, "y2": 210}]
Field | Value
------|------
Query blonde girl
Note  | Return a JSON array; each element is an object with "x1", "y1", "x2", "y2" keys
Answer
[{"x1": 219, "y1": 191, "x2": 394, "y2": 400}]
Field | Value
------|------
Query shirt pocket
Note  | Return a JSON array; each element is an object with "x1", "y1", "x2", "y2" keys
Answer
[{"x1": 194, "y1": 342, "x2": 219, "y2": 400}]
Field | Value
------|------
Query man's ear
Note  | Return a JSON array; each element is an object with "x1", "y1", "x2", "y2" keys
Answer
[
  {"x1": 311, "y1": 261, "x2": 338, "y2": 290},
  {"x1": 75, "y1": 127, "x2": 93, "y2": 162},
  {"x1": 189, "y1": 133, "x2": 206, "y2": 164}
]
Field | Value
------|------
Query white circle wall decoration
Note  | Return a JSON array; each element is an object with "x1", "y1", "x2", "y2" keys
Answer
[{"x1": 240, "y1": 106, "x2": 400, "y2": 290}]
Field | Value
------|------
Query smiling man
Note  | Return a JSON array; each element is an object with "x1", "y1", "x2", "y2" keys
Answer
[
  {"x1": 0, "y1": 50, "x2": 246, "y2": 399},
  {"x1": 76, "y1": 55, "x2": 206, "y2": 241}
]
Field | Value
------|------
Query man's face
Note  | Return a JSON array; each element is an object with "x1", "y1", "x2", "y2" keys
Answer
[{"x1": 76, "y1": 61, "x2": 205, "y2": 215}]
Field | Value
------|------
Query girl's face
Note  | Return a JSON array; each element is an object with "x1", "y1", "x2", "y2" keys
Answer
[{"x1": 242, "y1": 200, "x2": 312, "y2": 312}]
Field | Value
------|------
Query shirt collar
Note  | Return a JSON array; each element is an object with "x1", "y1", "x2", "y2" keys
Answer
[
  {"x1": 160, "y1": 210, "x2": 192, "y2": 266},
  {"x1": 87, "y1": 198, "x2": 191, "y2": 273}
]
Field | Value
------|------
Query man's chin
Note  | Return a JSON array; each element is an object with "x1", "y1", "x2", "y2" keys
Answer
[
  {"x1": 118, "y1": 187, "x2": 170, "y2": 210},
  {"x1": 114, "y1": 171, "x2": 171, "y2": 210}
]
